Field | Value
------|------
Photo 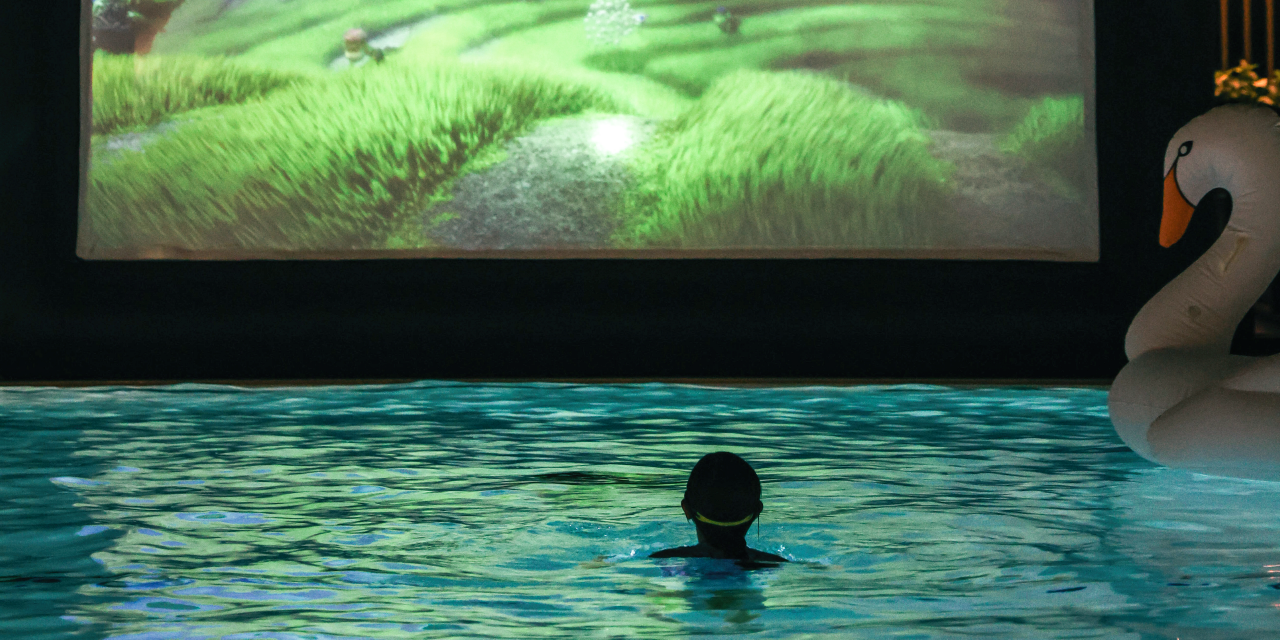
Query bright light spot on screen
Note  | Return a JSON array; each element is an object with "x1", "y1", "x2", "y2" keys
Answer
[{"x1": 592, "y1": 119, "x2": 635, "y2": 155}]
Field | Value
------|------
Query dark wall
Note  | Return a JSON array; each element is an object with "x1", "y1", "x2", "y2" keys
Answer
[{"x1": 0, "y1": 1, "x2": 1249, "y2": 381}]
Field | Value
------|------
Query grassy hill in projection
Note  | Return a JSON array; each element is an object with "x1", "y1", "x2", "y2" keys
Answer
[{"x1": 84, "y1": 0, "x2": 1091, "y2": 255}]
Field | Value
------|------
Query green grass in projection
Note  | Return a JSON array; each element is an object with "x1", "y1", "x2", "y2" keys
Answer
[
  {"x1": 1001, "y1": 95, "x2": 1088, "y2": 197},
  {"x1": 152, "y1": 0, "x2": 1050, "y2": 128},
  {"x1": 156, "y1": 0, "x2": 594, "y2": 67},
  {"x1": 92, "y1": 0, "x2": 1085, "y2": 252},
  {"x1": 454, "y1": 0, "x2": 1031, "y2": 129},
  {"x1": 829, "y1": 54, "x2": 1036, "y2": 133},
  {"x1": 393, "y1": 0, "x2": 594, "y2": 59},
  {"x1": 154, "y1": 0, "x2": 439, "y2": 63},
  {"x1": 614, "y1": 70, "x2": 954, "y2": 249},
  {"x1": 92, "y1": 52, "x2": 314, "y2": 136},
  {"x1": 604, "y1": 3, "x2": 992, "y2": 92},
  {"x1": 86, "y1": 63, "x2": 619, "y2": 250},
  {"x1": 400, "y1": 4, "x2": 694, "y2": 118}
]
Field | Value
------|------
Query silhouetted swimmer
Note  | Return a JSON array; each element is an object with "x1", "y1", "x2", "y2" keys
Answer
[{"x1": 651, "y1": 452, "x2": 787, "y2": 566}]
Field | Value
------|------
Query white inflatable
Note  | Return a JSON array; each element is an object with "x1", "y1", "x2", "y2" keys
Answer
[{"x1": 1109, "y1": 104, "x2": 1280, "y2": 481}]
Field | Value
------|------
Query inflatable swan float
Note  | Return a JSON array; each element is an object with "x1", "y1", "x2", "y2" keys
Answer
[{"x1": 1109, "y1": 104, "x2": 1280, "y2": 481}]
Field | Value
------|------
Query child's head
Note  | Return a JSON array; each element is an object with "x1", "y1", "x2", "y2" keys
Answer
[{"x1": 681, "y1": 452, "x2": 763, "y2": 558}]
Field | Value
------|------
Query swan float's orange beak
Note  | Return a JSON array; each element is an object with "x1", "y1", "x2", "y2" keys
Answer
[{"x1": 1161, "y1": 162, "x2": 1195, "y2": 247}]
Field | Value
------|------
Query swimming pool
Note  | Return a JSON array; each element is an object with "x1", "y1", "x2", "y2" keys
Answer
[{"x1": 2, "y1": 382, "x2": 1278, "y2": 639}]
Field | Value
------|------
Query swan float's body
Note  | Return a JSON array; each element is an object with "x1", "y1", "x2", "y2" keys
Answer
[{"x1": 1109, "y1": 104, "x2": 1280, "y2": 481}]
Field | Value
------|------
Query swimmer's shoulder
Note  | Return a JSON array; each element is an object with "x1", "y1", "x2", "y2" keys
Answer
[
  {"x1": 650, "y1": 545, "x2": 788, "y2": 563},
  {"x1": 747, "y1": 548, "x2": 788, "y2": 563},
  {"x1": 649, "y1": 545, "x2": 712, "y2": 559}
]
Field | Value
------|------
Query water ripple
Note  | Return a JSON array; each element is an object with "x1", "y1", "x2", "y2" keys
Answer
[{"x1": 4, "y1": 382, "x2": 1280, "y2": 638}]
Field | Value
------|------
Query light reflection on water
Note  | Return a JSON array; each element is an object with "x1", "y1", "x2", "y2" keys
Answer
[{"x1": 2, "y1": 382, "x2": 1280, "y2": 639}]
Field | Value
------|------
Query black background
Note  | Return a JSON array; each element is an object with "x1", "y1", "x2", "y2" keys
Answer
[{"x1": 0, "y1": 1, "x2": 1260, "y2": 382}]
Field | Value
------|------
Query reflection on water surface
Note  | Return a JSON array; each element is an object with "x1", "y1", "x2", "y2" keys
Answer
[{"x1": 2, "y1": 382, "x2": 1280, "y2": 639}]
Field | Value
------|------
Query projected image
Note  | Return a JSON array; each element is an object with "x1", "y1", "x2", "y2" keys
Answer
[{"x1": 81, "y1": 0, "x2": 1097, "y2": 259}]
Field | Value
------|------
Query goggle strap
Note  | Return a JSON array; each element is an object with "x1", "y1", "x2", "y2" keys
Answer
[{"x1": 693, "y1": 511, "x2": 755, "y2": 527}]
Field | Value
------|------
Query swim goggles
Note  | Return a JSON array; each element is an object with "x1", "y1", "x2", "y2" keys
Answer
[{"x1": 693, "y1": 511, "x2": 757, "y2": 527}]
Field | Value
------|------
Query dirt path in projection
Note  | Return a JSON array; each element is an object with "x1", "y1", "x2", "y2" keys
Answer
[
  {"x1": 925, "y1": 129, "x2": 1096, "y2": 257},
  {"x1": 423, "y1": 115, "x2": 657, "y2": 250}
]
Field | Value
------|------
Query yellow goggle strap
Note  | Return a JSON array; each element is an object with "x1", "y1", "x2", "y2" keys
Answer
[{"x1": 693, "y1": 511, "x2": 756, "y2": 527}]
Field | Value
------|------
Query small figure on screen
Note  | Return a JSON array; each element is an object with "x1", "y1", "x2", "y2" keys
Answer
[
  {"x1": 335, "y1": 28, "x2": 385, "y2": 70},
  {"x1": 650, "y1": 451, "x2": 787, "y2": 566},
  {"x1": 713, "y1": 6, "x2": 741, "y2": 35}
]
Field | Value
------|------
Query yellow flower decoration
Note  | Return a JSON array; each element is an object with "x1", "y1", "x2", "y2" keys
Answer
[{"x1": 1215, "y1": 60, "x2": 1277, "y2": 105}]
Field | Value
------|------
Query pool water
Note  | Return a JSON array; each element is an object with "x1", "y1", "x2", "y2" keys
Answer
[{"x1": 2, "y1": 382, "x2": 1279, "y2": 639}]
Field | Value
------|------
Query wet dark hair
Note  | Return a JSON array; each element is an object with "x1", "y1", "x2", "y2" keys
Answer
[{"x1": 684, "y1": 452, "x2": 763, "y2": 560}]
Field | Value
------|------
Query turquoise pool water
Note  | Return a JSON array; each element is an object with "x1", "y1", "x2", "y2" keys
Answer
[{"x1": 2, "y1": 382, "x2": 1279, "y2": 639}]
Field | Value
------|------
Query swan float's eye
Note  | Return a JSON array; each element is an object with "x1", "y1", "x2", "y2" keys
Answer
[{"x1": 1177, "y1": 141, "x2": 1193, "y2": 157}]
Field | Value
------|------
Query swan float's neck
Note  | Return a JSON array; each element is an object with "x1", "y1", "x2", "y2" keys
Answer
[{"x1": 1125, "y1": 178, "x2": 1280, "y2": 360}]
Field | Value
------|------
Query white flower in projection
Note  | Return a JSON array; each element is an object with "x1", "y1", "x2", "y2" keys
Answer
[{"x1": 584, "y1": 0, "x2": 646, "y2": 46}]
